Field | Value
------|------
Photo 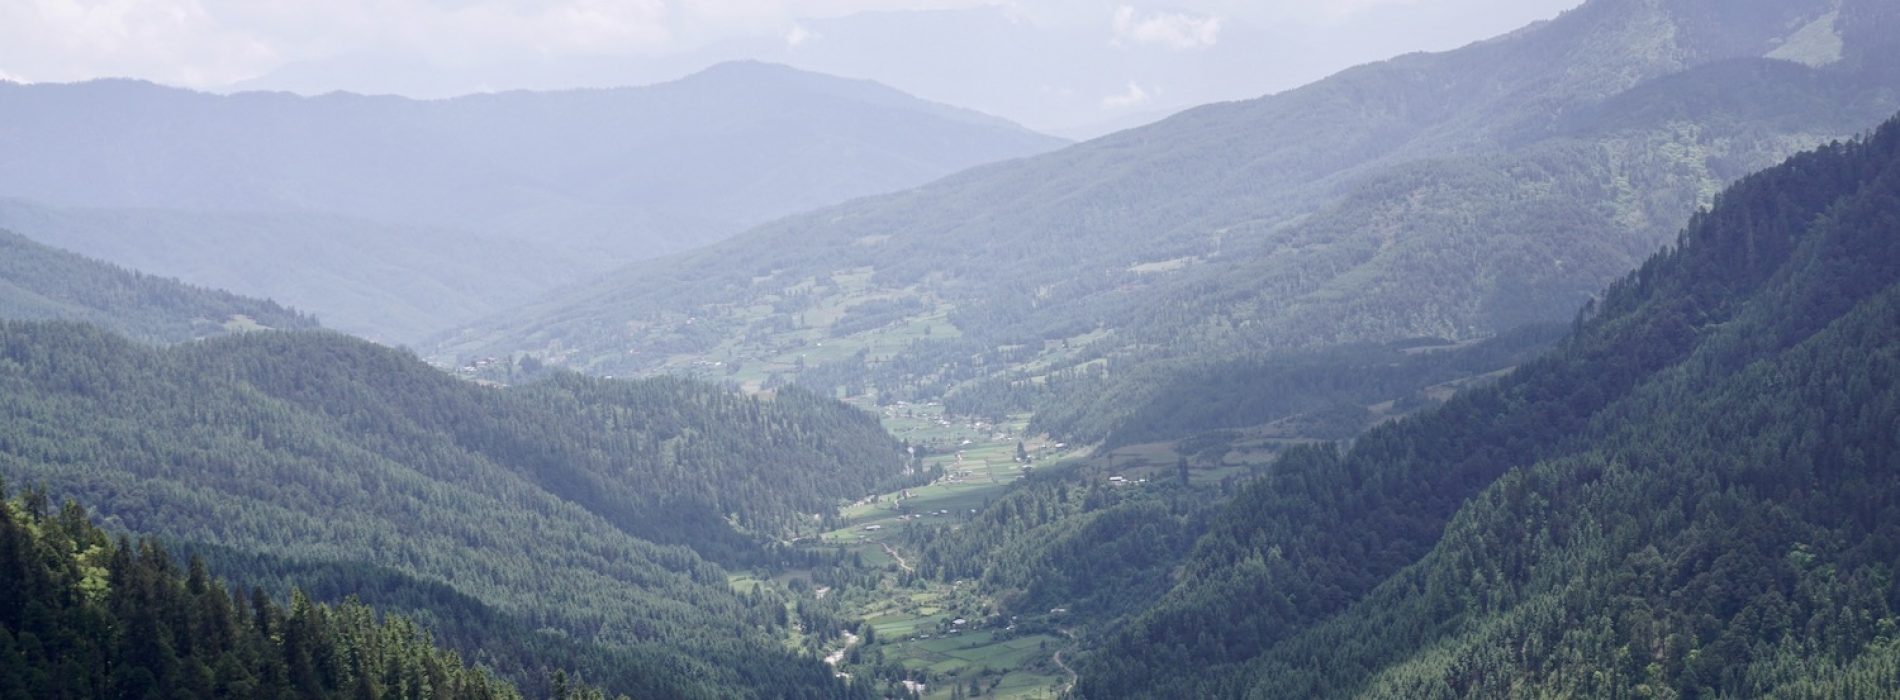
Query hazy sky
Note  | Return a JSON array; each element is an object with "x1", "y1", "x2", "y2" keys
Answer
[{"x1": 0, "y1": 0, "x2": 1585, "y2": 135}]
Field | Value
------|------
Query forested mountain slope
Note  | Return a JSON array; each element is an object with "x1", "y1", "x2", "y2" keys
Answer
[
  {"x1": 0, "y1": 324, "x2": 908, "y2": 698},
  {"x1": 1075, "y1": 112, "x2": 1900, "y2": 698},
  {"x1": 0, "y1": 62, "x2": 1064, "y2": 343},
  {"x1": 438, "y1": 0, "x2": 1900, "y2": 424},
  {"x1": 0, "y1": 228, "x2": 314, "y2": 343},
  {"x1": 0, "y1": 489, "x2": 571, "y2": 699}
]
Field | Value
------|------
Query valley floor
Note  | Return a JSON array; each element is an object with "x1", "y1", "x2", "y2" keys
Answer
[
  {"x1": 742, "y1": 402, "x2": 1079, "y2": 699},
  {"x1": 734, "y1": 396, "x2": 1301, "y2": 698}
]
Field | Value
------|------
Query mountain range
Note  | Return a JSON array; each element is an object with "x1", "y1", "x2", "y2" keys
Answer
[
  {"x1": 5, "y1": 1, "x2": 1900, "y2": 698},
  {"x1": 433, "y1": 0, "x2": 1900, "y2": 447},
  {"x1": 0, "y1": 62, "x2": 1064, "y2": 343}
]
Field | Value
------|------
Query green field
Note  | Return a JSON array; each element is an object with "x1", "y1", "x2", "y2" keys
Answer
[
  {"x1": 821, "y1": 402, "x2": 1079, "y2": 549},
  {"x1": 743, "y1": 404, "x2": 1085, "y2": 698},
  {"x1": 716, "y1": 350, "x2": 1315, "y2": 697},
  {"x1": 847, "y1": 581, "x2": 1070, "y2": 699},
  {"x1": 656, "y1": 267, "x2": 965, "y2": 393}
]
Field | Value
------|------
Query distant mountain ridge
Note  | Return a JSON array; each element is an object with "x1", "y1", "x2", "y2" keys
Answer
[
  {"x1": 0, "y1": 228, "x2": 315, "y2": 343},
  {"x1": 435, "y1": 0, "x2": 1900, "y2": 422},
  {"x1": 0, "y1": 199, "x2": 575, "y2": 344},
  {"x1": 0, "y1": 62, "x2": 1066, "y2": 343}
]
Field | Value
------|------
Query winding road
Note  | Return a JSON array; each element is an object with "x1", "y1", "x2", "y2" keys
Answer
[
  {"x1": 1053, "y1": 649, "x2": 1078, "y2": 695},
  {"x1": 880, "y1": 541, "x2": 915, "y2": 572},
  {"x1": 1052, "y1": 628, "x2": 1079, "y2": 696}
]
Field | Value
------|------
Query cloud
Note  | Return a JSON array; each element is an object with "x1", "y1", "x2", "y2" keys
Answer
[
  {"x1": 1112, "y1": 5, "x2": 1221, "y2": 50},
  {"x1": 1101, "y1": 81, "x2": 1151, "y2": 109},
  {"x1": 0, "y1": 0, "x2": 1578, "y2": 103},
  {"x1": 0, "y1": 0, "x2": 674, "y2": 87},
  {"x1": 0, "y1": 0, "x2": 279, "y2": 86},
  {"x1": 785, "y1": 22, "x2": 816, "y2": 47}
]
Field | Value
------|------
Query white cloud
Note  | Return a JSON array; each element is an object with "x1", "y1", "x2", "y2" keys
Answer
[
  {"x1": 0, "y1": 0, "x2": 1582, "y2": 109},
  {"x1": 0, "y1": 0, "x2": 674, "y2": 87},
  {"x1": 1101, "y1": 81, "x2": 1151, "y2": 109},
  {"x1": 1112, "y1": 5, "x2": 1221, "y2": 50},
  {"x1": 785, "y1": 22, "x2": 816, "y2": 47},
  {"x1": 0, "y1": 0, "x2": 278, "y2": 86}
]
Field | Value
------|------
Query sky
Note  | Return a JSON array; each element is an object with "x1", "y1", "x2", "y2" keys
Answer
[{"x1": 0, "y1": 0, "x2": 1585, "y2": 136}]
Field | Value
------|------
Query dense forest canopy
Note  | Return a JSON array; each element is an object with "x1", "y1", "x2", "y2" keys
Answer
[
  {"x1": 1072, "y1": 111, "x2": 1900, "y2": 698},
  {"x1": 0, "y1": 486, "x2": 587, "y2": 700},
  {"x1": 0, "y1": 322, "x2": 908, "y2": 698},
  {"x1": 0, "y1": 229, "x2": 315, "y2": 344}
]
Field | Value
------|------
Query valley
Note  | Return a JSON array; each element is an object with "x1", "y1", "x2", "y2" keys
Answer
[
  {"x1": 434, "y1": 0, "x2": 1900, "y2": 487},
  {"x1": 754, "y1": 405, "x2": 1082, "y2": 699},
  {"x1": 730, "y1": 396, "x2": 1309, "y2": 699},
  {"x1": 6, "y1": 1, "x2": 1900, "y2": 698}
]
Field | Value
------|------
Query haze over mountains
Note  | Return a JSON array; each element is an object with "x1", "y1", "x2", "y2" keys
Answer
[
  {"x1": 225, "y1": 1, "x2": 1587, "y2": 139},
  {"x1": 6, "y1": 0, "x2": 1900, "y2": 698},
  {"x1": 437, "y1": 0, "x2": 1900, "y2": 419},
  {"x1": 0, "y1": 61, "x2": 1063, "y2": 342}
]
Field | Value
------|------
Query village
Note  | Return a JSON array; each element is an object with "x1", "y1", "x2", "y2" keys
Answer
[{"x1": 728, "y1": 399, "x2": 1089, "y2": 699}]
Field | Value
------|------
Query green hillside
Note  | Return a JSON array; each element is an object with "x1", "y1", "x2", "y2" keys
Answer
[
  {"x1": 435, "y1": 0, "x2": 1900, "y2": 444},
  {"x1": 1074, "y1": 111, "x2": 1900, "y2": 697},
  {"x1": 0, "y1": 324, "x2": 909, "y2": 698},
  {"x1": 15, "y1": 3, "x2": 1900, "y2": 699},
  {"x1": 0, "y1": 488, "x2": 579, "y2": 699},
  {"x1": 0, "y1": 228, "x2": 314, "y2": 343}
]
